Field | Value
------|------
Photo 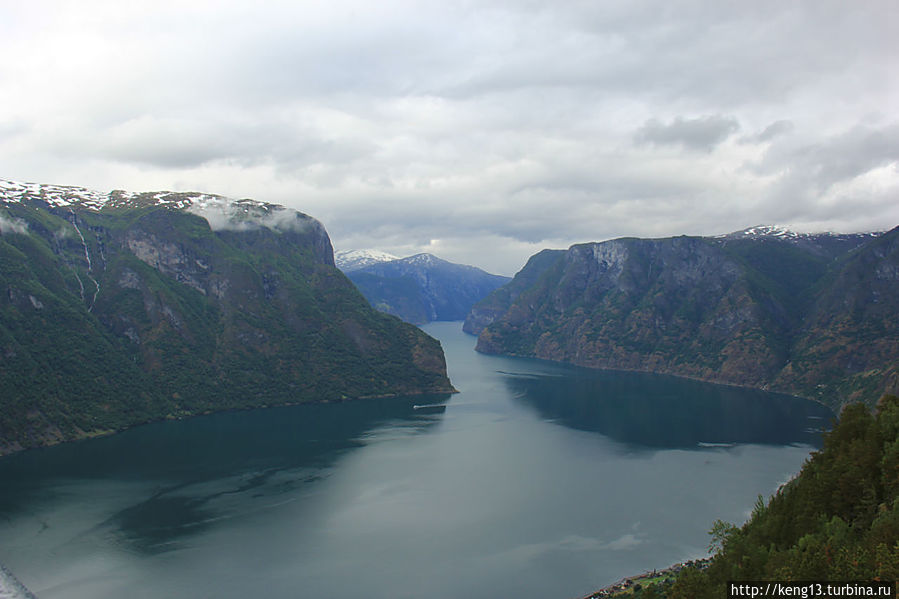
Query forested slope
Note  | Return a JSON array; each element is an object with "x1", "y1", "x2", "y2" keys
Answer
[
  {"x1": 0, "y1": 179, "x2": 454, "y2": 455},
  {"x1": 600, "y1": 395, "x2": 899, "y2": 598}
]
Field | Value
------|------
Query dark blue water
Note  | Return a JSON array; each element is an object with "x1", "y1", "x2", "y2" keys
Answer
[{"x1": 0, "y1": 322, "x2": 832, "y2": 599}]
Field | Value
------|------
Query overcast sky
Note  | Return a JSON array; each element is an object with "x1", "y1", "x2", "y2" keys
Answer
[{"x1": 1, "y1": 1, "x2": 897, "y2": 275}]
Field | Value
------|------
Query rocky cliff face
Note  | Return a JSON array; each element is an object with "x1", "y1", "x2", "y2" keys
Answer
[
  {"x1": 0, "y1": 179, "x2": 454, "y2": 455},
  {"x1": 466, "y1": 228, "x2": 898, "y2": 410},
  {"x1": 463, "y1": 249, "x2": 564, "y2": 335},
  {"x1": 344, "y1": 253, "x2": 510, "y2": 325}
]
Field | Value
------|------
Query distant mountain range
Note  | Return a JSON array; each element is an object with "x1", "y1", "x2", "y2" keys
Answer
[
  {"x1": 0, "y1": 179, "x2": 454, "y2": 455},
  {"x1": 466, "y1": 226, "x2": 897, "y2": 410},
  {"x1": 337, "y1": 251, "x2": 510, "y2": 325}
]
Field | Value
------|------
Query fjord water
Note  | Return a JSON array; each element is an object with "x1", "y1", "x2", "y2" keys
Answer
[{"x1": 0, "y1": 322, "x2": 832, "y2": 599}]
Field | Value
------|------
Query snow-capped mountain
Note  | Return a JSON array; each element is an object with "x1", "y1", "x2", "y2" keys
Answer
[{"x1": 334, "y1": 249, "x2": 400, "y2": 272}]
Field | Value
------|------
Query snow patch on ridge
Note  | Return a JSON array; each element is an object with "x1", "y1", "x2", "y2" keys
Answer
[
  {"x1": 404, "y1": 253, "x2": 443, "y2": 267},
  {"x1": 740, "y1": 224, "x2": 802, "y2": 238},
  {"x1": 1, "y1": 178, "x2": 110, "y2": 208},
  {"x1": 720, "y1": 224, "x2": 884, "y2": 240},
  {"x1": 0, "y1": 178, "x2": 320, "y2": 234},
  {"x1": 335, "y1": 249, "x2": 401, "y2": 272}
]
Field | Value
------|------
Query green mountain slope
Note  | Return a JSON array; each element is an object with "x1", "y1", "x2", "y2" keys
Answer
[
  {"x1": 463, "y1": 248, "x2": 565, "y2": 335},
  {"x1": 0, "y1": 180, "x2": 454, "y2": 455},
  {"x1": 466, "y1": 228, "x2": 898, "y2": 410},
  {"x1": 774, "y1": 229, "x2": 899, "y2": 405}
]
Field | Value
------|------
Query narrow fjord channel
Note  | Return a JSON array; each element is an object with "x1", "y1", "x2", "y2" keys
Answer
[{"x1": 0, "y1": 322, "x2": 832, "y2": 599}]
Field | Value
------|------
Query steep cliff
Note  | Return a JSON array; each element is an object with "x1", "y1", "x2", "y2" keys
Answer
[
  {"x1": 463, "y1": 249, "x2": 565, "y2": 335},
  {"x1": 0, "y1": 179, "x2": 454, "y2": 455},
  {"x1": 466, "y1": 228, "x2": 897, "y2": 410}
]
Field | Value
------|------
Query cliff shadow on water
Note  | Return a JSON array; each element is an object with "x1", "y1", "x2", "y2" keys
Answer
[
  {"x1": 504, "y1": 368, "x2": 835, "y2": 450},
  {"x1": 0, "y1": 393, "x2": 452, "y2": 554}
]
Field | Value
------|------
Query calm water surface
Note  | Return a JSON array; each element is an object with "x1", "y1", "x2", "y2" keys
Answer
[{"x1": 0, "y1": 322, "x2": 833, "y2": 599}]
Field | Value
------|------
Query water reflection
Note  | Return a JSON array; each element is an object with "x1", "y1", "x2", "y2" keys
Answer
[
  {"x1": 0, "y1": 393, "x2": 451, "y2": 552},
  {"x1": 0, "y1": 323, "x2": 835, "y2": 599},
  {"x1": 505, "y1": 369, "x2": 834, "y2": 449},
  {"x1": 111, "y1": 492, "x2": 215, "y2": 553}
]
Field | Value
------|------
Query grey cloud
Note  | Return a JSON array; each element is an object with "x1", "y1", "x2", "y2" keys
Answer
[
  {"x1": 0, "y1": 118, "x2": 29, "y2": 139},
  {"x1": 755, "y1": 122, "x2": 899, "y2": 191},
  {"x1": 737, "y1": 122, "x2": 899, "y2": 236},
  {"x1": 100, "y1": 121, "x2": 232, "y2": 168},
  {"x1": 437, "y1": 1, "x2": 894, "y2": 108},
  {"x1": 741, "y1": 120, "x2": 794, "y2": 144},
  {"x1": 323, "y1": 159, "x2": 723, "y2": 251},
  {"x1": 57, "y1": 114, "x2": 376, "y2": 171},
  {"x1": 757, "y1": 120, "x2": 794, "y2": 142},
  {"x1": 186, "y1": 198, "x2": 318, "y2": 233},
  {"x1": 634, "y1": 116, "x2": 740, "y2": 152}
]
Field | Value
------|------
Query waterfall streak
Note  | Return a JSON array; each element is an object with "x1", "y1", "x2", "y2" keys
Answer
[{"x1": 69, "y1": 210, "x2": 100, "y2": 311}]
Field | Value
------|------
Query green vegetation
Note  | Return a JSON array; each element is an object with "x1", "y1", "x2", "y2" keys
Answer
[
  {"x1": 719, "y1": 238, "x2": 830, "y2": 320},
  {"x1": 601, "y1": 395, "x2": 899, "y2": 598},
  {"x1": 349, "y1": 271, "x2": 431, "y2": 324},
  {"x1": 0, "y1": 199, "x2": 454, "y2": 454},
  {"x1": 469, "y1": 230, "x2": 899, "y2": 411}
]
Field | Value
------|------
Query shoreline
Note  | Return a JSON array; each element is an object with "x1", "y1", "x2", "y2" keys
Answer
[
  {"x1": 472, "y1": 345, "x2": 834, "y2": 410},
  {"x1": 582, "y1": 558, "x2": 711, "y2": 598},
  {"x1": 0, "y1": 386, "x2": 457, "y2": 459}
]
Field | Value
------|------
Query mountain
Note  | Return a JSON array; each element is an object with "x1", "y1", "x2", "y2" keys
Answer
[
  {"x1": 463, "y1": 249, "x2": 566, "y2": 335},
  {"x1": 773, "y1": 229, "x2": 899, "y2": 406},
  {"x1": 334, "y1": 249, "x2": 399, "y2": 272},
  {"x1": 344, "y1": 253, "x2": 511, "y2": 325},
  {"x1": 0, "y1": 179, "x2": 454, "y2": 455},
  {"x1": 465, "y1": 226, "x2": 897, "y2": 410}
]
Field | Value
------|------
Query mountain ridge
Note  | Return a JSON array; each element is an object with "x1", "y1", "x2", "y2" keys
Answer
[
  {"x1": 0, "y1": 178, "x2": 454, "y2": 455},
  {"x1": 721, "y1": 224, "x2": 883, "y2": 240},
  {"x1": 344, "y1": 252, "x2": 511, "y2": 325},
  {"x1": 465, "y1": 226, "x2": 899, "y2": 410}
]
